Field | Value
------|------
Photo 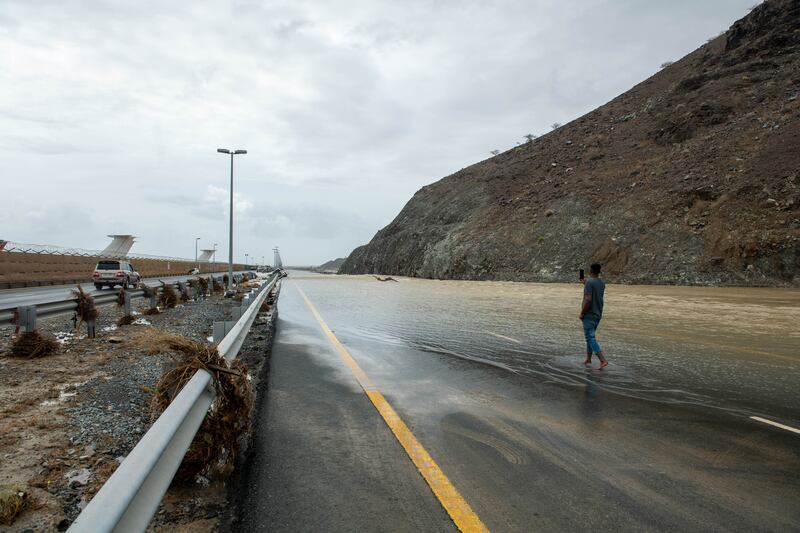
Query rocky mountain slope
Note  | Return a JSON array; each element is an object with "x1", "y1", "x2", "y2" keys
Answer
[
  {"x1": 313, "y1": 257, "x2": 346, "y2": 273},
  {"x1": 341, "y1": 0, "x2": 800, "y2": 286}
]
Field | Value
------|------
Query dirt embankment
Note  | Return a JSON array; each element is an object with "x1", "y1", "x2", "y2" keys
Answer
[
  {"x1": 341, "y1": 0, "x2": 800, "y2": 286},
  {"x1": 0, "y1": 281, "x2": 278, "y2": 531}
]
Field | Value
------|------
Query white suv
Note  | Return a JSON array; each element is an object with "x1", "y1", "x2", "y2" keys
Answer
[{"x1": 92, "y1": 260, "x2": 141, "y2": 290}]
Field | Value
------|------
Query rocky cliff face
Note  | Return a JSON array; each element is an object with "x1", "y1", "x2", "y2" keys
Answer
[
  {"x1": 313, "y1": 257, "x2": 346, "y2": 273},
  {"x1": 341, "y1": 0, "x2": 800, "y2": 286}
]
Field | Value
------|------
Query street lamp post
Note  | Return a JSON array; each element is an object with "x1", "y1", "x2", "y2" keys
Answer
[
  {"x1": 245, "y1": 253, "x2": 249, "y2": 267},
  {"x1": 195, "y1": 237, "x2": 200, "y2": 270},
  {"x1": 213, "y1": 243, "x2": 217, "y2": 268},
  {"x1": 217, "y1": 148, "x2": 247, "y2": 291}
]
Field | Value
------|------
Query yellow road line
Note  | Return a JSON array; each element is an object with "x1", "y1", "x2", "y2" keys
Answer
[{"x1": 296, "y1": 285, "x2": 489, "y2": 533}]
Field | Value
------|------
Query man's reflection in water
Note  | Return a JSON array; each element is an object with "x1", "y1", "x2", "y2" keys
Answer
[{"x1": 582, "y1": 371, "x2": 601, "y2": 415}]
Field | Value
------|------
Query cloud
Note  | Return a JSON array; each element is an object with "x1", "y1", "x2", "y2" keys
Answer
[
  {"x1": 21, "y1": 205, "x2": 97, "y2": 243},
  {"x1": 0, "y1": 134, "x2": 102, "y2": 155},
  {"x1": 201, "y1": 185, "x2": 253, "y2": 216},
  {"x1": 0, "y1": 0, "x2": 758, "y2": 263},
  {"x1": 245, "y1": 203, "x2": 366, "y2": 240}
]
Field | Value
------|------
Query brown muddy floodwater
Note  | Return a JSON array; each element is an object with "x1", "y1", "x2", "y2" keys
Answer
[{"x1": 295, "y1": 272, "x2": 800, "y2": 425}]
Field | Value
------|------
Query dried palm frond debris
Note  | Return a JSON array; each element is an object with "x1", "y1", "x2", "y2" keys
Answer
[
  {"x1": 0, "y1": 484, "x2": 29, "y2": 526},
  {"x1": 142, "y1": 284, "x2": 157, "y2": 299},
  {"x1": 141, "y1": 285, "x2": 160, "y2": 315},
  {"x1": 198, "y1": 277, "x2": 209, "y2": 296},
  {"x1": 116, "y1": 288, "x2": 125, "y2": 307},
  {"x1": 159, "y1": 283, "x2": 178, "y2": 309},
  {"x1": 9, "y1": 332, "x2": 59, "y2": 359},
  {"x1": 211, "y1": 277, "x2": 223, "y2": 293},
  {"x1": 73, "y1": 286, "x2": 98, "y2": 332},
  {"x1": 180, "y1": 285, "x2": 191, "y2": 303},
  {"x1": 150, "y1": 334, "x2": 253, "y2": 480},
  {"x1": 117, "y1": 315, "x2": 135, "y2": 326},
  {"x1": 188, "y1": 278, "x2": 200, "y2": 296}
]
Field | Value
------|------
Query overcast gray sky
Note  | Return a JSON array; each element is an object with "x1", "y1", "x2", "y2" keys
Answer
[{"x1": 0, "y1": 0, "x2": 756, "y2": 265}]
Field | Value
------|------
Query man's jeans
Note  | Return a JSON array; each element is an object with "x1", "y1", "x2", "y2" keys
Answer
[{"x1": 582, "y1": 314, "x2": 602, "y2": 354}]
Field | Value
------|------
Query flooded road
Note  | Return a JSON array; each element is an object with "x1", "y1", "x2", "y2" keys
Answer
[
  {"x1": 244, "y1": 271, "x2": 800, "y2": 532},
  {"x1": 293, "y1": 272, "x2": 800, "y2": 425}
]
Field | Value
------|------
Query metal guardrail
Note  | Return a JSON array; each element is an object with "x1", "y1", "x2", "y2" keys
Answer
[
  {"x1": 0, "y1": 273, "x2": 250, "y2": 327},
  {"x1": 68, "y1": 271, "x2": 281, "y2": 532}
]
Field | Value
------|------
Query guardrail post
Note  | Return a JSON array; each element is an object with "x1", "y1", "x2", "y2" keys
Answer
[
  {"x1": 213, "y1": 321, "x2": 225, "y2": 344},
  {"x1": 87, "y1": 319, "x2": 96, "y2": 338},
  {"x1": 123, "y1": 291, "x2": 132, "y2": 318},
  {"x1": 212, "y1": 320, "x2": 238, "y2": 344},
  {"x1": 231, "y1": 306, "x2": 242, "y2": 321},
  {"x1": 149, "y1": 294, "x2": 158, "y2": 312},
  {"x1": 18, "y1": 305, "x2": 37, "y2": 332},
  {"x1": 242, "y1": 294, "x2": 251, "y2": 309}
]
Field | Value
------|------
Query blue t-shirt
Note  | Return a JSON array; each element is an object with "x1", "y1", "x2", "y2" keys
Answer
[{"x1": 584, "y1": 277, "x2": 605, "y2": 318}]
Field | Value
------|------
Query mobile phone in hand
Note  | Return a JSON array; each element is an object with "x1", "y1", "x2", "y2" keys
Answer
[{"x1": 579, "y1": 269, "x2": 585, "y2": 281}]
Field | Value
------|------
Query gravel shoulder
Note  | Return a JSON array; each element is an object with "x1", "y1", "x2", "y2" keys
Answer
[{"x1": 0, "y1": 280, "x2": 278, "y2": 532}]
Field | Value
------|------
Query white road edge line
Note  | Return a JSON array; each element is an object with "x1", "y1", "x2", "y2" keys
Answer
[
  {"x1": 750, "y1": 416, "x2": 800, "y2": 435},
  {"x1": 487, "y1": 331, "x2": 521, "y2": 344}
]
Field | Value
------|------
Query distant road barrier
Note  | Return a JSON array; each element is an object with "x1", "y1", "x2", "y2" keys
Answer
[
  {"x1": 0, "y1": 241, "x2": 192, "y2": 262},
  {"x1": 0, "y1": 272, "x2": 251, "y2": 332},
  {"x1": 2, "y1": 240, "x2": 202, "y2": 261},
  {"x1": 0, "y1": 242, "x2": 252, "y2": 289},
  {"x1": 67, "y1": 270, "x2": 281, "y2": 532}
]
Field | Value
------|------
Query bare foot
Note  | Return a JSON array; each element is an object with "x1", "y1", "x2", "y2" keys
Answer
[
  {"x1": 583, "y1": 359, "x2": 592, "y2": 366},
  {"x1": 598, "y1": 360, "x2": 609, "y2": 370}
]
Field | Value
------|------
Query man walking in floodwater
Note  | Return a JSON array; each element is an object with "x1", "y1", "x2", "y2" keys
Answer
[{"x1": 580, "y1": 263, "x2": 608, "y2": 369}]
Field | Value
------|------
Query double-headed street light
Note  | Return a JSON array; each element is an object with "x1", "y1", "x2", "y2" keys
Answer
[{"x1": 217, "y1": 148, "x2": 247, "y2": 291}]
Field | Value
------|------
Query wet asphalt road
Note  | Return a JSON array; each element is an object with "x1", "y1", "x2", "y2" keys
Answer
[
  {"x1": 0, "y1": 271, "x2": 239, "y2": 309},
  {"x1": 240, "y1": 272, "x2": 800, "y2": 532}
]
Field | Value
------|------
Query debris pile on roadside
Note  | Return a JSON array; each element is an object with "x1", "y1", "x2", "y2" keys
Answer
[
  {"x1": 0, "y1": 484, "x2": 29, "y2": 526},
  {"x1": 9, "y1": 331, "x2": 60, "y2": 358},
  {"x1": 151, "y1": 334, "x2": 253, "y2": 480}
]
